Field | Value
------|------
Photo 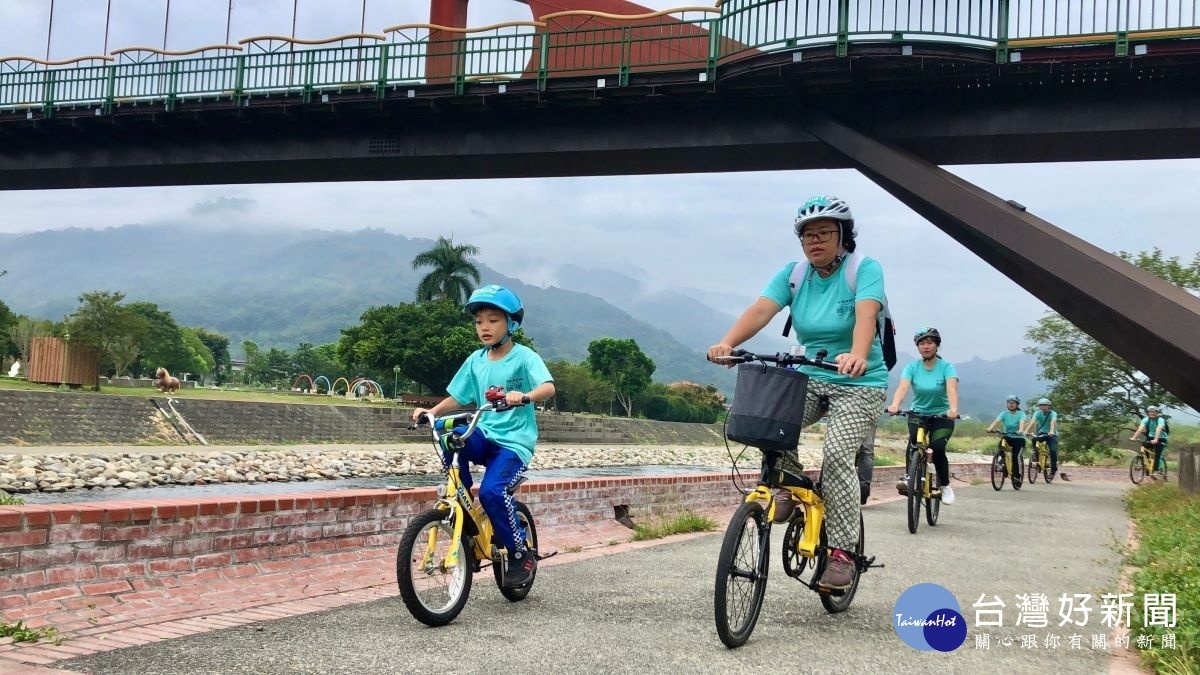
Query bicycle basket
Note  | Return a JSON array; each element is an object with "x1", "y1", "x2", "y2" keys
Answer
[{"x1": 725, "y1": 363, "x2": 809, "y2": 453}]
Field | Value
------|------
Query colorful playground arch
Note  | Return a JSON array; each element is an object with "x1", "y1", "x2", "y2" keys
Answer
[{"x1": 292, "y1": 374, "x2": 383, "y2": 398}]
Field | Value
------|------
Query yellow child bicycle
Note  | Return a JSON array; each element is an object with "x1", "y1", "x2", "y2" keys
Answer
[
  {"x1": 710, "y1": 349, "x2": 880, "y2": 649},
  {"x1": 396, "y1": 395, "x2": 548, "y2": 626}
]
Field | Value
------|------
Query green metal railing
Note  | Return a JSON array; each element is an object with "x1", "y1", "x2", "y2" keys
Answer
[{"x1": 1, "y1": 0, "x2": 1198, "y2": 114}]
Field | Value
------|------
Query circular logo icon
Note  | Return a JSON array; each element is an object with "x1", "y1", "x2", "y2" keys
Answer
[{"x1": 893, "y1": 583, "x2": 968, "y2": 652}]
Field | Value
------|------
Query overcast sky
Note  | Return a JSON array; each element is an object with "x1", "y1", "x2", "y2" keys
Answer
[{"x1": 2, "y1": 1, "x2": 1199, "y2": 364}]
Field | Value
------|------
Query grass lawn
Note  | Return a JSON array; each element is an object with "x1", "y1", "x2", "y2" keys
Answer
[
  {"x1": 1126, "y1": 482, "x2": 1200, "y2": 674},
  {"x1": 0, "y1": 377, "x2": 393, "y2": 408}
]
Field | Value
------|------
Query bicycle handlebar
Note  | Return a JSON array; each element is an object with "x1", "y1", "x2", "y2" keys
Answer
[
  {"x1": 408, "y1": 397, "x2": 530, "y2": 446},
  {"x1": 710, "y1": 348, "x2": 840, "y2": 372},
  {"x1": 891, "y1": 410, "x2": 951, "y2": 420}
]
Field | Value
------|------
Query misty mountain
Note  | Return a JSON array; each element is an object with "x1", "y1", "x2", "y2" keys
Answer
[{"x1": 0, "y1": 225, "x2": 730, "y2": 389}]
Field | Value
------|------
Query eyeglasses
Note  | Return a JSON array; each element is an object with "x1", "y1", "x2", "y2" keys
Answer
[{"x1": 798, "y1": 229, "x2": 838, "y2": 244}]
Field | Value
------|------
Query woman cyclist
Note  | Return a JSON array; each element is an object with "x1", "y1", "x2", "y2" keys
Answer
[
  {"x1": 986, "y1": 395, "x2": 1027, "y2": 483},
  {"x1": 886, "y1": 327, "x2": 960, "y2": 505},
  {"x1": 1130, "y1": 405, "x2": 1170, "y2": 479},
  {"x1": 708, "y1": 194, "x2": 889, "y2": 592}
]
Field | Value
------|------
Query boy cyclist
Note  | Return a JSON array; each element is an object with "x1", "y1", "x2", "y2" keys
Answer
[{"x1": 412, "y1": 284, "x2": 556, "y2": 588}]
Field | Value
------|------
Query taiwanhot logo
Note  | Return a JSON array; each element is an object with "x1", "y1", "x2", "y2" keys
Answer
[{"x1": 893, "y1": 583, "x2": 968, "y2": 652}]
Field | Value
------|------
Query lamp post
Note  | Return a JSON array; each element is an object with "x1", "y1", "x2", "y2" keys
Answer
[
  {"x1": 60, "y1": 327, "x2": 70, "y2": 388},
  {"x1": 393, "y1": 365, "x2": 401, "y2": 400}
]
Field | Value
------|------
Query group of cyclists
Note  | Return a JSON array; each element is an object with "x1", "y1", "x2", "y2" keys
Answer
[
  {"x1": 409, "y1": 193, "x2": 1170, "y2": 594},
  {"x1": 704, "y1": 194, "x2": 1172, "y2": 587}
]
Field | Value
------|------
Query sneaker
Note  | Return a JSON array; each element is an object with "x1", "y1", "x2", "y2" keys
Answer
[
  {"x1": 772, "y1": 492, "x2": 797, "y2": 523},
  {"x1": 1060, "y1": 473, "x2": 1071, "y2": 482},
  {"x1": 941, "y1": 486, "x2": 955, "y2": 505},
  {"x1": 896, "y1": 477, "x2": 909, "y2": 496},
  {"x1": 817, "y1": 548, "x2": 855, "y2": 591},
  {"x1": 502, "y1": 548, "x2": 537, "y2": 588}
]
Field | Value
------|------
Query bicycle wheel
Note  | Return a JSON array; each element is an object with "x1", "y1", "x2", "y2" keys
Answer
[
  {"x1": 397, "y1": 508, "x2": 474, "y2": 627},
  {"x1": 1130, "y1": 455, "x2": 1147, "y2": 484},
  {"x1": 494, "y1": 501, "x2": 539, "y2": 602},
  {"x1": 782, "y1": 506, "x2": 813, "y2": 582},
  {"x1": 1012, "y1": 455, "x2": 1024, "y2": 491},
  {"x1": 990, "y1": 450, "x2": 1006, "y2": 491},
  {"x1": 1027, "y1": 450, "x2": 1039, "y2": 484},
  {"x1": 1043, "y1": 449, "x2": 1055, "y2": 483},
  {"x1": 818, "y1": 512, "x2": 864, "y2": 614},
  {"x1": 925, "y1": 469, "x2": 940, "y2": 527},
  {"x1": 906, "y1": 455, "x2": 923, "y2": 535},
  {"x1": 714, "y1": 501, "x2": 770, "y2": 649}
]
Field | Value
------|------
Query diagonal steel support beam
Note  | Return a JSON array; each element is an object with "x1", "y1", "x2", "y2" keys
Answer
[{"x1": 797, "y1": 107, "x2": 1200, "y2": 408}]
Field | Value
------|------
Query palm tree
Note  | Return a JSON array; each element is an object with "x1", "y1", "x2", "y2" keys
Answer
[{"x1": 411, "y1": 236, "x2": 482, "y2": 305}]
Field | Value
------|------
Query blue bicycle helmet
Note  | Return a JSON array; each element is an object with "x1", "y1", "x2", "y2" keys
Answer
[{"x1": 465, "y1": 284, "x2": 525, "y2": 349}]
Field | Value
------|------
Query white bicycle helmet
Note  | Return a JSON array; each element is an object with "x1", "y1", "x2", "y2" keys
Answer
[{"x1": 793, "y1": 195, "x2": 854, "y2": 236}]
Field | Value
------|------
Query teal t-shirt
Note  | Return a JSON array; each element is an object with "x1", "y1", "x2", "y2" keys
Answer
[
  {"x1": 446, "y1": 343, "x2": 554, "y2": 465},
  {"x1": 995, "y1": 410, "x2": 1026, "y2": 438},
  {"x1": 900, "y1": 358, "x2": 957, "y2": 414},
  {"x1": 1031, "y1": 409, "x2": 1057, "y2": 434},
  {"x1": 761, "y1": 257, "x2": 888, "y2": 388},
  {"x1": 1142, "y1": 416, "x2": 1169, "y2": 441}
]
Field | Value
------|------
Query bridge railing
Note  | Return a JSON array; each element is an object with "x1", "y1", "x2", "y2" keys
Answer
[{"x1": 1, "y1": 0, "x2": 1198, "y2": 113}]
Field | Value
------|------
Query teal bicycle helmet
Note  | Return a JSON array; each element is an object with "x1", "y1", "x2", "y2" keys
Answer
[{"x1": 466, "y1": 284, "x2": 525, "y2": 349}]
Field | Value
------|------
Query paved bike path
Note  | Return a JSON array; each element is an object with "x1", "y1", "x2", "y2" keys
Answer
[{"x1": 49, "y1": 481, "x2": 1136, "y2": 674}]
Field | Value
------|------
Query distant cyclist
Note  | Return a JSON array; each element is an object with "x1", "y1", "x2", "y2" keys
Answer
[
  {"x1": 885, "y1": 327, "x2": 959, "y2": 505},
  {"x1": 1129, "y1": 405, "x2": 1170, "y2": 479},
  {"x1": 985, "y1": 395, "x2": 1026, "y2": 480},
  {"x1": 1024, "y1": 397, "x2": 1063, "y2": 480}
]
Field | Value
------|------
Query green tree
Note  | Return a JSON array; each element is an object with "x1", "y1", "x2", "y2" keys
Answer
[
  {"x1": 586, "y1": 337, "x2": 655, "y2": 417},
  {"x1": 194, "y1": 328, "x2": 232, "y2": 384},
  {"x1": 545, "y1": 360, "x2": 615, "y2": 414},
  {"x1": 66, "y1": 291, "x2": 148, "y2": 376},
  {"x1": 1024, "y1": 248, "x2": 1199, "y2": 457},
  {"x1": 179, "y1": 327, "x2": 216, "y2": 381},
  {"x1": 126, "y1": 302, "x2": 191, "y2": 377},
  {"x1": 0, "y1": 299, "x2": 17, "y2": 358},
  {"x1": 9, "y1": 316, "x2": 53, "y2": 364},
  {"x1": 292, "y1": 342, "x2": 343, "y2": 381},
  {"x1": 337, "y1": 300, "x2": 532, "y2": 395},
  {"x1": 411, "y1": 236, "x2": 482, "y2": 305}
]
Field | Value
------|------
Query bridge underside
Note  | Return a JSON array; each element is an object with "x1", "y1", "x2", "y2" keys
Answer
[{"x1": 3, "y1": 45, "x2": 1200, "y2": 189}]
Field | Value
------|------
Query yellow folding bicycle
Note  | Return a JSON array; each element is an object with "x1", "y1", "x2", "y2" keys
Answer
[
  {"x1": 894, "y1": 411, "x2": 948, "y2": 534},
  {"x1": 710, "y1": 349, "x2": 879, "y2": 649},
  {"x1": 988, "y1": 430, "x2": 1024, "y2": 491},
  {"x1": 1027, "y1": 433, "x2": 1055, "y2": 484}
]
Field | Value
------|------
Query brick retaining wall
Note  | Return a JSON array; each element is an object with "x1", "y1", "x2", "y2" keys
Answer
[{"x1": 0, "y1": 472, "x2": 747, "y2": 631}]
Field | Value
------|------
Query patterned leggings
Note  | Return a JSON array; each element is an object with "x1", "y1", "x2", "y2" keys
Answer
[{"x1": 778, "y1": 380, "x2": 886, "y2": 551}]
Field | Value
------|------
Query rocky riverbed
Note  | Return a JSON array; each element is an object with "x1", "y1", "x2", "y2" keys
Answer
[
  {"x1": 0, "y1": 435, "x2": 975, "y2": 496},
  {"x1": 0, "y1": 444, "x2": 796, "y2": 494}
]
